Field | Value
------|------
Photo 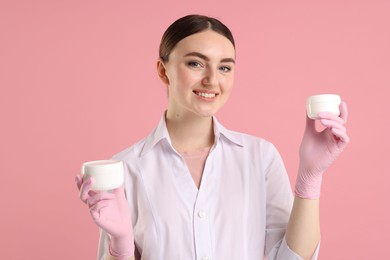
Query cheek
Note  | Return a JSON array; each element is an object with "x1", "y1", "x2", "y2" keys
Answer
[
  {"x1": 177, "y1": 70, "x2": 202, "y2": 88},
  {"x1": 221, "y1": 76, "x2": 234, "y2": 93},
  {"x1": 174, "y1": 67, "x2": 191, "y2": 84}
]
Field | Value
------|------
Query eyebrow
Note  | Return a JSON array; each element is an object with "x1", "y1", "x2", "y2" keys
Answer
[{"x1": 184, "y1": 52, "x2": 235, "y2": 64}]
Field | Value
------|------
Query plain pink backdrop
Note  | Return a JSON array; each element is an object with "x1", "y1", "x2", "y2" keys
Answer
[{"x1": 1, "y1": 1, "x2": 389, "y2": 259}]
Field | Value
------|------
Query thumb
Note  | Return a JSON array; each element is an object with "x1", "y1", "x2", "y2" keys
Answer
[
  {"x1": 75, "y1": 175, "x2": 83, "y2": 190},
  {"x1": 112, "y1": 185, "x2": 126, "y2": 198}
]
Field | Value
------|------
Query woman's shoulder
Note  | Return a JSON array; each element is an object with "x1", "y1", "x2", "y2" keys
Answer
[
  {"x1": 223, "y1": 127, "x2": 277, "y2": 151},
  {"x1": 220, "y1": 129, "x2": 283, "y2": 170},
  {"x1": 111, "y1": 137, "x2": 148, "y2": 162}
]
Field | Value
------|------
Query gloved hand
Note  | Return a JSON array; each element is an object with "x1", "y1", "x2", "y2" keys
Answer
[
  {"x1": 76, "y1": 175, "x2": 135, "y2": 259},
  {"x1": 294, "y1": 101, "x2": 350, "y2": 199}
]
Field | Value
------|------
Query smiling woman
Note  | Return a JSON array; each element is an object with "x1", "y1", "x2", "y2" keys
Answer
[
  {"x1": 158, "y1": 30, "x2": 236, "y2": 120},
  {"x1": 75, "y1": 14, "x2": 349, "y2": 260}
]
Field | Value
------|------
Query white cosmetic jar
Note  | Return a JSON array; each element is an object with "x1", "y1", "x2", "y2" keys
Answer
[
  {"x1": 306, "y1": 94, "x2": 341, "y2": 119},
  {"x1": 82, "y1": 160, "x2": 124, "y2": 191}
]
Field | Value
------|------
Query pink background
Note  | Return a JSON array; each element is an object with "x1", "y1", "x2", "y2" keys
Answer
[{"x1": 1, "y1": 0, "x2": 389, "y2": 259}]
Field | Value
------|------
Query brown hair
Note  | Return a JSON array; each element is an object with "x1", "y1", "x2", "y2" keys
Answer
[{"x1": 159, "y1": 14, "x2": 235, "y2": 63}]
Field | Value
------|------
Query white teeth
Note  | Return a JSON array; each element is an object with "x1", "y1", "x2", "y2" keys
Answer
[{"x1": 197, "y1": 92, "x2": 216, "y2": 98}]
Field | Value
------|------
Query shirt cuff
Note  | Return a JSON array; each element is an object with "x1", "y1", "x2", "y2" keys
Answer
[
  {"x1": 97, "y1": 229, "x2": 111, "y2": 260},
  {"x1": 268, "y1": 236, "x2": 320, "y2": 260}
]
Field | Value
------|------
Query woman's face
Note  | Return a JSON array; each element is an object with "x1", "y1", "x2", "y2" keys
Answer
[{"x1": 159, "y1": 30, "x2": 236, "y2": 118}]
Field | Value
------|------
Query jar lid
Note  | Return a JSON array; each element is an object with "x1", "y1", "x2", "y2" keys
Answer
[{"x1": 307, "y1": 94, "x2": 341, "y2": 103}]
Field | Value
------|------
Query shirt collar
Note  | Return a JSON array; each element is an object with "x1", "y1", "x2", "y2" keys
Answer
[
  {"x1": 140, "y1": 112, "x2": 243, "y2": 156},
  {"x1": 140, "y1": 112, "x2": 172, "y2": 156},
  {"x1": 212, "y1": 117, "x2": 244, "y2": 147}
]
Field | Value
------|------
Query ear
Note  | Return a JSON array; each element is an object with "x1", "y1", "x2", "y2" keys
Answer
[{"x1": 157, "y1": 59, "x2": 169, "y2": 85}]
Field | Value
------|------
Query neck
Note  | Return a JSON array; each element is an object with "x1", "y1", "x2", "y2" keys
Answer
[{"x1": 165, "y1": 110, "x2": 214, "y2": 153}]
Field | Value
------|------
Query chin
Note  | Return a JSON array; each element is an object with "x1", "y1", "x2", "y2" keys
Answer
[{"x1": 195, "y1": 108, "x2": 218, "y2": 118}]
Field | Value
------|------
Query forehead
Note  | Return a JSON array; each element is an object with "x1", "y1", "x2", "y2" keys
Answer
[{"x1": 170, "y1": 30, "x2": 235, "y2": 60}]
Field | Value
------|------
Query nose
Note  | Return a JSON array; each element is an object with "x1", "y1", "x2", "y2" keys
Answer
[{"x1": 201, "y1": 68, "x2": 218, "y2": 87}]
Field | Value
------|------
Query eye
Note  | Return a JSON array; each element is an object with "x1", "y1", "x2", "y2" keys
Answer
[
  {"x1": 219, "y1": 66, "x2": 232, "y2": 73},
  {"x1": 187, "y1": 61, "x2": 203, "y2": 68}
]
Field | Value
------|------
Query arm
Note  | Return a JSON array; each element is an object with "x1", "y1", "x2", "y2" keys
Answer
[
  {"x1": 286, "y1": 102, "x2": 349, "y2": 259},
  {"x1": 286, "y1": 197, "x2": 320, "y2": 260}
]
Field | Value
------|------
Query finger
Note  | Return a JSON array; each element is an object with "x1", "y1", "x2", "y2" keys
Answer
[
  {"x1": 79, "y1": 177, "x2": 94, "y2": 203},
  {"x1": 75, "y1": 175, "x2": 83, "y2": 190},
  {"x1": 112, "y1": 185, "x2": 131, "y2": 212},
  {"x1": 87, "y1": 192, "x2": 115, "y2": 208},
  {"x1": 112, "y1": 184, "x2": 126, "y2": 197},
  {"x1": 339, "y1": 101, "x2": 348, "y2": 123},
  {"x1": 320, "y1": 119, "x2": 346, "y2": 132},
  {"x1": 331, "y1": 127, "x2": 350, "y2": 145},
  {"x1": 89, "y1": 200, "x2": 111, "y2": 224},
  {"x1": 318, "y1": 111, "x2": 345, "y2": 125}
]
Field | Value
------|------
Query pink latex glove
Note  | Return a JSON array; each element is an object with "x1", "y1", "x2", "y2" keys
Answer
[
  {"x1": 76, "y1": 175, "x2": 135, "y2": 259},
  {"x1": 294, "y1": 101, "x2": 350, "y2": 199}
]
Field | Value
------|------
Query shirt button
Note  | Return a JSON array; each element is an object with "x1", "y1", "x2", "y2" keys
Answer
[
  {"x1": 198, "y1": 210, "x2": 206, "y2": 218},
  {"x1": 202, "y1": 256, "x2": 210, "y2": 260}
]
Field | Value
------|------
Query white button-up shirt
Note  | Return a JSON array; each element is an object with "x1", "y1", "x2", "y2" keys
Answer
[{"x1": 97, "y1": 114, "x2": 319, "y2": 260}]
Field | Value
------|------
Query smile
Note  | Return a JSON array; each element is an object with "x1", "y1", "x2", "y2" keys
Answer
[{"x1": 193, "y1": 91, "x2": 218, "y2": 99}]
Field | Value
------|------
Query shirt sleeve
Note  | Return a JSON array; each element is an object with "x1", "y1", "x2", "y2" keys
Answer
[
  {"x1": 263, "y1": 143, "x2": 320, "y2": 259},
  {"x1": 267, "y1": 236, "x2": 320, "y2": 259},
  {"x1": 97, "y1": 228, "x2": 110, "y2": 260}
]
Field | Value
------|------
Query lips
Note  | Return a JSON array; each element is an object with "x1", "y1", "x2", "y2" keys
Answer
[{"x1": 193, "y1": 90, "x2": 219, "y2": 99}]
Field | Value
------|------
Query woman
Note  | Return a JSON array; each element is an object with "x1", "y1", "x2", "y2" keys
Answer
[{"x1": 76, "y1": 14, "x2": 349, "y2": 260}]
